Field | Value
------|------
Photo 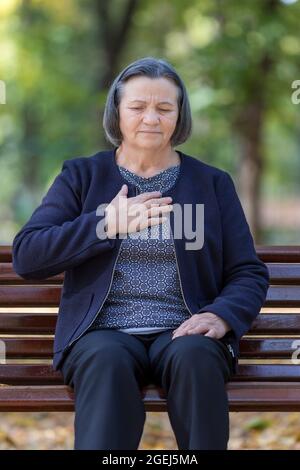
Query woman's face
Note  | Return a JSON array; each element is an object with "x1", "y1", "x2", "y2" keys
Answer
[{"x1": 118, "y1": 76, "x2": 179, "y2": 151}]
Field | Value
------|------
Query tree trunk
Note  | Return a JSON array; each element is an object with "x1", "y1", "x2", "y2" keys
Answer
[
  {"x1": 233, "y1": 53, "x2": 273, "y2": 243},
  {"x1": 94, "y1": 0, "x2": 139, "y2": 89},
  {"x1": 234, "y1": 102, "x2": 264, "y2": 242},
  {"x1": 92, "y1": 0, "x2": 140, "y2": 148}
]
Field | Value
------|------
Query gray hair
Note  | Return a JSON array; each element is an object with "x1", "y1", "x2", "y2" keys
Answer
[{"x1": 102, "y1": 56, "x2": 192, "y2": 147}]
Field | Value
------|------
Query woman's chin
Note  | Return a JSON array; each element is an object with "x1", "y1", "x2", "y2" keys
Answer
[{"x1": 136, "y1": 141, "x2": 162, "y2": 150}]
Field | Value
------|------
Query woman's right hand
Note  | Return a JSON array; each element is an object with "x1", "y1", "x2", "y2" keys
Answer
[{"x1": 104, "y1": 184, "x2": 173, "y2": 238}]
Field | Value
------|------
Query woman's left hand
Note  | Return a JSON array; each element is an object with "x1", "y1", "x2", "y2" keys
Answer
[{"x1": 172, "y1": 312, "x2": 231, "y2": 340}]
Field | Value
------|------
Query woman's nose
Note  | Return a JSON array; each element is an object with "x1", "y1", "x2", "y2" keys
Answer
[{"x1": 142, "y1": 110, "x2": 160, "y2": 123}]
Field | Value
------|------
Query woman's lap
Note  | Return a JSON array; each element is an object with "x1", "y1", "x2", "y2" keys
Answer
[{"x1": 60, "y1": 328, "x2": 234, "y2": 390}]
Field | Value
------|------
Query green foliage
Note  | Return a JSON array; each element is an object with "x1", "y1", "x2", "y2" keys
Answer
[
  {"x1": 244, "y1": 417, "x2": 272, "y2": 431},
  {"x1": 0, "y1": 0, "x2": 299, "y2": 243}
]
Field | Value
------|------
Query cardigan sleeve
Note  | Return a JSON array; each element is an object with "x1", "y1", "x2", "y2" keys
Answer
[
  {"x1": 12, "y1": 160, "x2": 116, "y2": 280},
  {"x1": 197, "y1": 171, "x2": 270, "y2": 341}
]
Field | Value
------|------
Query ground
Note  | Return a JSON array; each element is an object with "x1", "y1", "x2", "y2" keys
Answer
[{"x1": 0, "y1": 411, "x2": 300, "y2": 449}]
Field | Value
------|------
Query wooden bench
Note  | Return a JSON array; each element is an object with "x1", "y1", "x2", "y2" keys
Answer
[{"x1": 0, "y1": 245, "x2": 300, "y2": 412}]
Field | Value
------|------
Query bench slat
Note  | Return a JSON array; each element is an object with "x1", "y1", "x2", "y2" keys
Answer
[
  {"x1": 0, "y1": 245, "x2": 299, "y2": 413},
  {"x1": 1, "y1": 285, "x2": 300, "y2": 307},
  {"x1": 234, "y1": 364, "x2": 300, "y2": 381},
  {"x1": 227, "y1": 382, "x2": 300, "y2": 412},
  {"x1": 265, "y1": 286, "x2": 300, "y2": 306},
  {"x1": 1, "y1": 383, "x2": 300, "y2": 412},
  {"x1": 0, "y1": 365, "x2": 63, "y2": 385},
  {"x1": 1, "y1": 312, "x2": 299, "y2": 334},
  {"x1": 2, "y1": 244, "x2": 300, "y2": 263},
  {"x1": 0, "y1": 313, "x2": 55, "y2": 333},
  {"x1": 0, "y1": 286, "x2": 61, "y2": 307},
  {"x1": 239, "y1": 338, "x2": 300, "y2": 358},
  {"x1": 1, "y1": 364, "x2": 300, "y2": 385},
  {"x1": 1, "y1": 338, "x2": 54, "y2": 358},
  {"x1": 1, "y1": 337, "x2": 299, "y2": 359},
  {"x1": 251, "y1": 314, "x2": 300, "y2": 333},
  {"x1": 256, "y1": 246, "x2": 300, "y2": 263},
  {"x1": 2, "y1": 262, "x2": 300, "y2": 285},
  {"x1": 267, "y1": 263, "x2": 300, "y2": 285}
]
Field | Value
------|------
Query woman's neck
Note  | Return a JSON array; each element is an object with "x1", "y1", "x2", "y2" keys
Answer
[{"x1": 115, "y1": 145, "x2": 180, "y2": 178}]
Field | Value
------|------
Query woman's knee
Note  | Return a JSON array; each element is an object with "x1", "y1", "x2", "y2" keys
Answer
[
  {"x1": 64, "y1": 340, "x2": 148, "y2": 392},
  {"x1": 168, "y1": 334, "x2": 231, "y2": 379}
]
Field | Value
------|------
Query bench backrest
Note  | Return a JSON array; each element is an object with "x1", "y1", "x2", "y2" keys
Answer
[{"x1": 0, "y1": 245, "x2": 300, "y2": 386}]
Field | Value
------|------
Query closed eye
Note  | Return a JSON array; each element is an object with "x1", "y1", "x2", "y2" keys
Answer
[{"x1": 129, "y1": 107, "x2": 171, "y2": 112}]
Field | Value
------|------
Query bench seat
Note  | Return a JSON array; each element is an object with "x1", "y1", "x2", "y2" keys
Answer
[{"x1": 0, "y1": 245, "x2": 300, "y2": 413}]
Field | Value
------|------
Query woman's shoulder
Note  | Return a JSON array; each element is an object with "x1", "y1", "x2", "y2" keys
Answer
[
  {"x1": 62, "y1": 149, "x2": 111, "y2": 169},
  {"x1": 61, "y1": 149, "x2": 234, "y2": 191}
]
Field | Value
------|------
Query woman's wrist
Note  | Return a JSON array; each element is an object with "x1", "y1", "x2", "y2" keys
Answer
[{"x1": 104, "y1": 208, "x2": 117, "y2": 238}]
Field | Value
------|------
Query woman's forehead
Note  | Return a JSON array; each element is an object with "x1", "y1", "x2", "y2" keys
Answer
[{"x1": 121, "y1": 77, "x2": 178, "y2": 102}]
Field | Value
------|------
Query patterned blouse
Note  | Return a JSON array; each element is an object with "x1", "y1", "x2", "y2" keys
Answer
[{"x1": 87, "y1": 160, "x2": 191, "y2": 335}]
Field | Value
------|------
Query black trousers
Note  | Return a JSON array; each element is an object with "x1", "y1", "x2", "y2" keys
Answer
[{"x1": 60, "y1": 328, "x2": 234, "y2": 450}]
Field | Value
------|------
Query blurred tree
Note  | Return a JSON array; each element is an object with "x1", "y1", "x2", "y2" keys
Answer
[
  {"x1": 92, "y1": 0, "x2": 139, "y2": 89},
  {"x1": 205, "y1": 0, "x2": 299, "y2": 240},
  {"x1": 0, "y1": 0, "x2": 300, "y2": 244},
  {"x1": 108, "y1": 0, "x2": 300, "y2": 241}
]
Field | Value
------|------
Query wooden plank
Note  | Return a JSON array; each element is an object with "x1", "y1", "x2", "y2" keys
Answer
[
  {"x1": 0, "y1": 365, "x2": 63, "y2": 385},
  {"x1": 2, "y1": 245, "x2": 300, "y2": 263},
  {"x1": 239, "y1": 338, "x2": 300, "y2": 358},
  {"x1": 0, "y1": 385, "x2": 75, "y2": 412},
  {"x1": 0, "y1": 313, "x2": 56, "y2": 333},
  {"x1": 2, "y1": 312, "x2": 300, "y2": 335},
  {"x1": 265, "y1": 286, "x2": 300, "y2": 307},
  {"x1": 0, "y1": 338, "x2": 54, "y2": 358},
  {"x1": 267, "y1": 263, "x2": 300, "y2": 285},
  {"x1": 0, "y1": 285, "x2": 299, "y2": 308},
  {"x1": 2, "y1": 262, "x2": 300, "y2": 285},
  {"x1": 234, "y1": 364, "x2": 300, "y2": 381},
  {"x1": 1, "y1": 337, "x2": 299, "y2": 359},
  {"x1": 227, "y1": 382, "x2": 300, "y2": 412},
  {"x1": 0, "y1": 246, "x2": 12, "y2": 263},
  {"x1": 257, "y1": 246, "x2": 300, "y2": 263},
  {"x1": 250, "y1": 314, "x2": 300, "y2": 334},
  {"x1": 0, "y1": 312, "x2": 299, "y2": 336},
  {"x1": 0, "y1": 286, "x2": 62, "y2": 307},
  {"x1": 1, "y1": 382, "x2": 300, "y2": 412},
  {"x1": 0, "y1": 364, "x2": 300, "y2": 386}
]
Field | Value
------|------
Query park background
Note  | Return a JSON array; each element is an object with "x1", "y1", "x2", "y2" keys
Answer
[{"x1": 0, "y1": 0, "x2": 299, "y2": 449}]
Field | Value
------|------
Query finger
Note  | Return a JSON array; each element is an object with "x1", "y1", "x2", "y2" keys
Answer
[
  {"x1": 172, "y1": 328, "x2": 196, "y2": 339},
  {"x1": 145, "y1": 216, "x2": 168, "y2": 227},
  {"x1": 136, "y1": 215, "x2": 166, "y2": 232},
  {"x1": 185, "y1": 324, "x2": 206, "y2": 334},
  {"x1": 204, "y1": 328, "x2": 218, "y2": 338},
  {"x1": 186, "y1": 325, "x2": 210, "y2": 335},
  {"x1": 172, "y1": 323, "x2": 193, "y2": 337},
  {"x1": 173, "y1": 320, "x2": 212, "y2": 338},
  {"x1": 145, "y1": 197, "x2": 173, "y2": 207},
  {"x1": 118, "y1": 184, "x2": 128, "y2": 196},
  {"x1": 128, "y1": 202, "x2": 144, "y2": 217},
  {"x1": 147, "y1": 205, "x2": 173, "y2": 217},
  {"x1": 138, "y1": 191, "x2": 162, "y2": 201}
]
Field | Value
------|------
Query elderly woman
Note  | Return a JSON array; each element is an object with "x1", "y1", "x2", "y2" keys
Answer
[{"x1": 12, "y1": 57, "x2": 269, "y2": 450}]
